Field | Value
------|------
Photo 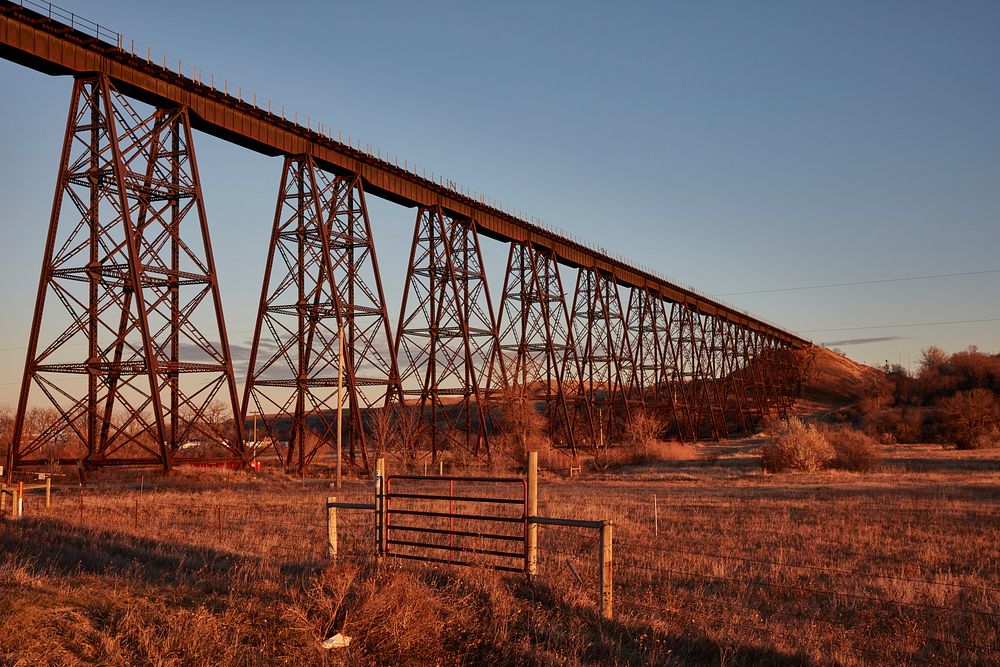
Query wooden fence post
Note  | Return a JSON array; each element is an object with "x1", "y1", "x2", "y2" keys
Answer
[
  {"x1": 327, "y1": 496, "x2": 337, "y2": 561},
  {"x1": 380, "y1": 458, "x2": 387, "y2": 555},
  {"x1": 373, "y1": 470, "x2": 380, "y2": 555},
  {"x1": 1, "y1": 485, "x2": 6, "y2": 513},
  {"x1": 526, "y1": 451, "x2": 538, "y2": 576},
  {"x1": 600, "y1": 520, "x2": 613, "y2": 619},
  {"x1": 46, "y1": 477, "x2": 52, "y2": 509},
  {"x1": 375, "y1": 457, "x2": 386, "y2": 556}
]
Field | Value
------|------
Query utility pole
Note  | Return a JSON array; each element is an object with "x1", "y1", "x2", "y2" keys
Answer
[{"x1": 336, "y1": 327, "x2": 344, "y2": 489}]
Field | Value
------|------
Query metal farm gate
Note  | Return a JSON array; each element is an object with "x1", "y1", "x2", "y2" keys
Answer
[
  {"x1": 328, "y1": 454, "x2": 612, "y2": 617},
  {"x1": 381, "y1": 474, "x2": 528, "y2": 573}
]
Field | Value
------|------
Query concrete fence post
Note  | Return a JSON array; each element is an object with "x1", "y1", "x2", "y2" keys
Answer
[
  {"x1": 327, "y1": 496, "x2": 337, "y2": 561},
  {"x1": 13, "y1": 482, "x2": 23, "y2": 519},
  {"x1": 526, "y1": 451, "x2": 538, "y2": 576},
  {"x1": 599, "y1": 521, "x2": 613, "y2": 619}
]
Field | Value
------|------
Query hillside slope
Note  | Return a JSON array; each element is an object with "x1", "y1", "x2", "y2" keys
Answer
[{"x1": 799, "y1": 346, "x2": 882, "y2": 404}]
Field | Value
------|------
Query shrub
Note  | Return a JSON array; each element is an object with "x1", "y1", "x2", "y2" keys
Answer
[
  {"x1": 862, "y1": 407, "x2": 923, "y2": 443},
  {"x1": 623, "y1": 409, "x2": 665, "y2": 454},
  {"x1": 761, "y1": 417, "x2": 835, "y2": 472},
  {"x1": 938, "y1": 388, "x2": 1000, "y2": 449},
  {"x1": 970, "y1": 425, "x2": 1000, "y2": 450},
  {"x1": 946, "y1": 347, "x2": 1000, "y2": 393},
  {"x1": 495, "y1": 384, "x2": 548, "y2": 462},
  {"x1": 592, "y1": 440, "x2": 696, "y2": 471},
  {"x1": 366, "y1": 405, "x2": 427, "y2": 464},
  {"x1": 824, "y1": 425, "x2": 881, "y2": 472}
]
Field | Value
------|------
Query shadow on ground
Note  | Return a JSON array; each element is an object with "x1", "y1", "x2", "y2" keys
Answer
[{"x1": 0, "y1": 516, "x2": 318, "y2": 585}]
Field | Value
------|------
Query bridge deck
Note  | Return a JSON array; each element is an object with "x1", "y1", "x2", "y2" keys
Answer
[{"x1": 0, "y1": 0, "x2": 808, "y2": 347}]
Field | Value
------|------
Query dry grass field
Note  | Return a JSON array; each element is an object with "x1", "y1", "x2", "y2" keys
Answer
[{"x1": 2, "y1": 439, "x2": 999, "y2": 666}]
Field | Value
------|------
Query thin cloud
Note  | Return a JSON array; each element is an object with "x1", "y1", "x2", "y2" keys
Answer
[{"x1": 821, "y1": 336, "x2": 907, "y2": 347}]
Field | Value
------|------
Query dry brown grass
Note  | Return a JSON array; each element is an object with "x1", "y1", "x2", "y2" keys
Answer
[
  {"x1": 592, "y1": 439, "x2": 698, "y2": 472},
  {"x1": 2, "y1": 443, "x2": 999, "y2": 666},
  {"x1": 800, "y1": 346, "x2": 882, "y2": 404}
]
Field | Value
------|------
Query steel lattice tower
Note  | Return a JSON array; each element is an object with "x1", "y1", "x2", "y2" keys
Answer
[
  {"x1": 494, "y1": 242, "x2": 581, "y2": 454},
  {"x1": 243, "y1": 156, "x2": 400, "y2": 473},
  {"x1": 7, "y1": 75, "x2": 245, "y2": 477},
  {"x1": 569, "y1": 267, "x2": 635, "y2": 448},
  {"x1": 395, "y1": 207, "x2": 503, "y2": 459},
  {"x1": 625, "y1": 288, "x2": 688, "y2": 436}
]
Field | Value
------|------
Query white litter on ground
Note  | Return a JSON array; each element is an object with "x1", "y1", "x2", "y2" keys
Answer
[{"x1": 321, "y1": 633, "x2": 352, "y2": 650}]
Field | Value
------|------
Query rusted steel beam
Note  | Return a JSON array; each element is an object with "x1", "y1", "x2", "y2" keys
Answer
[
  {"x1": 625, "y1": 287, "x2": 702, "y2": 440},
  {"x1": 242, "y1": 156, "x2": 400, "y2": 474},
  {"x1": 493, "y1": 241, "x2": 580, "y2": 455},
  {"x1": 741, "y1": 328, "x2": 771, "y2": 427},
  {"x1": 663, "y1": 302, "x2": 697, "y2": 441},
  {"x1": 621, "y1": 287, "x2": 647, "y2": 411},
  {"x1": 395, "y1": 207, "x2": 501, "y2": 458},
  {"x1": 718, "y1": 318, "x2": 752, "y2": 435},
  {"x1": 0, "y1": 1, "x2": 809, "y2": 348},
  {"x1": 569, "y1": 267, "x2": 634, "y2": 449},
  {"x1": 326, "y1": 174, "x2": 405, "y2": 461},
  {"x1": 7, "y1": 74, "x2": 245, "y2": 479},
  {"x1": 675, "y1": 307, "x2": 724, "y2": 440}
]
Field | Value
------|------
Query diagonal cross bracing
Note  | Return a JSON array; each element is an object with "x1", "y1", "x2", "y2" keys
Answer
[
  {"x1": 494, "y1": 242, "x2": 581, "y2": 454},
  {"x1": 242, "y1": 156, "x2": 400, "y2": 473},
  {"x1": 395, "y1": 207, "x2": 503, "y2": 459},
  {"x1": 7, "y1": 74, "x2": 245, "y2": 474}
]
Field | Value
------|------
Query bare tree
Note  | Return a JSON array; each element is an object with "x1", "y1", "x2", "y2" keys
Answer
[
  {"x1": 394, "y1": 404, "x2": 427, "y2": 464},
  {"x1": 0, "y1": 405, "x2": 12, "y2": 462},
  {"x1": 919, "y1": 346, "x2": 948, "y2": 374},
  {"x1": 366, "y1": 406, "x2": 396, "y2": 462},
  {"x1": 623, "y1": 409, "x2": 665, "y2": 456},
  {"x1": 496, "y1": 383, "x2": 547, "y2": 462},
  {"x1": 938, "y1": 389, "x2": 1000, "y2": 449}
]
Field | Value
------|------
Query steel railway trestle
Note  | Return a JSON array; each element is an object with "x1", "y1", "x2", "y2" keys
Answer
[{"x1": 1, "y1": 1, "x2": 809, "y2": 479}]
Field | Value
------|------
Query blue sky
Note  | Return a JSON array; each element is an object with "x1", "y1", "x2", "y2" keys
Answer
[{"x1": 1, "y1": 0, "x2": 998, "y2": 404}]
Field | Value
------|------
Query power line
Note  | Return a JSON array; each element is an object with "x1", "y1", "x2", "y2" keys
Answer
[
  {"x1": 801, "y1": 317, "x2": 1000, "y2": 334},
  {"x1": 715, "y1": 268, "x2": 1000, "y2": 296}
]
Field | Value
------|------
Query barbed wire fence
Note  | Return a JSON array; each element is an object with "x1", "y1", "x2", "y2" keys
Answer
[{"x1": 7, "y1": 481, "x2": 999, "y2": 664}]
